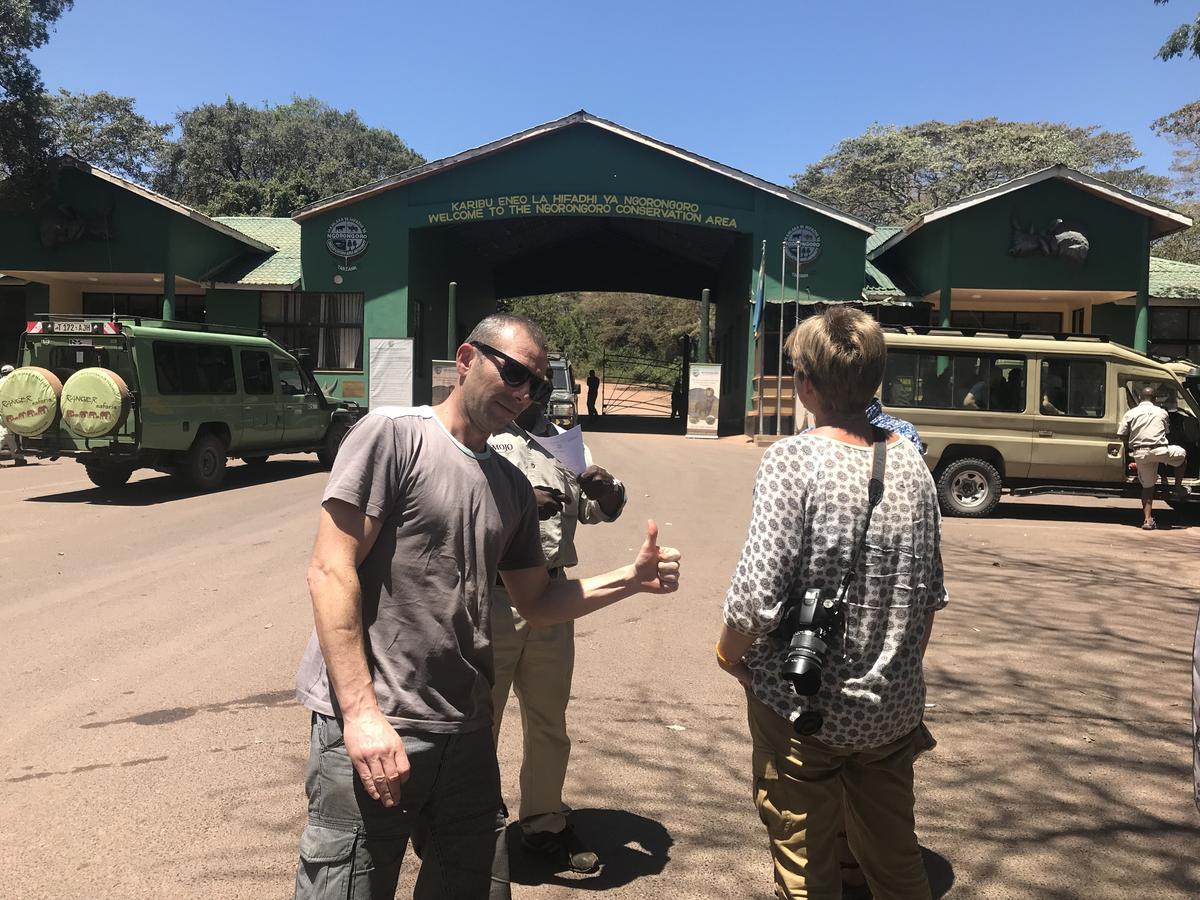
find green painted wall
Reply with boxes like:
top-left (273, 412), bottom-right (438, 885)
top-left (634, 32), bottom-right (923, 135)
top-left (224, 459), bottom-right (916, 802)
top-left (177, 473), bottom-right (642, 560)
top-left (874, 178), bottom-right (1151, 295)
top-left (0, 168), bottom-right (253, 283)
top-left (1091, 302), bottom-right (1136, 345)
top-left (298, 121), bottom-right (869, 418)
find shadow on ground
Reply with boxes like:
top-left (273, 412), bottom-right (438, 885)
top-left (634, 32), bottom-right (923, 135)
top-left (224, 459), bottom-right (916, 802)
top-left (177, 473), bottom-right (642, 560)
top-left (24, 459), bottom-right (323, 506)
top-left (506, 808), bottom-right (672, 891)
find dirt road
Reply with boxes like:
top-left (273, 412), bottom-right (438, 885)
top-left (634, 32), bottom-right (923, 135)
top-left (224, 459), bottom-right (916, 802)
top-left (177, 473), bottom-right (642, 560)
top-left (1, 436), bottom-right (1197, 899)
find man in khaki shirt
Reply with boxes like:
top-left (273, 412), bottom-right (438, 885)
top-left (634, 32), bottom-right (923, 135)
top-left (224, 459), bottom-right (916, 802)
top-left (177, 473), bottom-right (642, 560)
top-left (1117, 386), bottom-right (1186, 529)
top-left (488, 403), bottom-right (625, 873)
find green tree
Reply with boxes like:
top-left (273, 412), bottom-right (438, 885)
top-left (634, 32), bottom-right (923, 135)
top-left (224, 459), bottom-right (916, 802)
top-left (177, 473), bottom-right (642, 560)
top-left (793, 118), bottom-right (1169, 224)
top-left (1154, 1), bottom-right (1200, 60)
top-left (45, 89), bottom-right (170, 184)
top-left (0, 0), bottom-right (74, 206)
top-left (1151, 101), bottom-right (1200, 262)
top-left (155, 96), bottom-right (425, 216)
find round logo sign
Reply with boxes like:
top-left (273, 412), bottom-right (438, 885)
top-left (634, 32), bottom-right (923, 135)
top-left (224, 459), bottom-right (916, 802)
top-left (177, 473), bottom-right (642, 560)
top-left (326, 217), bottom-right (368, 265)
top-left (784, 224), bottom-right (822, 265)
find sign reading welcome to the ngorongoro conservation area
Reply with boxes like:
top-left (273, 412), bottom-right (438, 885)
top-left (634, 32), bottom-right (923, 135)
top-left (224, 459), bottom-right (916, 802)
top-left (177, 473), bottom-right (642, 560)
top-left (423, 194), bottom-right (741, 230)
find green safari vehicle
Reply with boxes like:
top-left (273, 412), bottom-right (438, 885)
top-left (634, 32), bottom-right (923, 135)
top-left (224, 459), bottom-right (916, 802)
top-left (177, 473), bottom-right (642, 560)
top-left (0, 315), bottom-right (363, 491)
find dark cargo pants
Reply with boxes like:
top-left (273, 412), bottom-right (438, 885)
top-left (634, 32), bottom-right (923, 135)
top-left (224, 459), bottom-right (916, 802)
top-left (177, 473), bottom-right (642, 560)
top-left (294, 713), bottom-right (510, 899)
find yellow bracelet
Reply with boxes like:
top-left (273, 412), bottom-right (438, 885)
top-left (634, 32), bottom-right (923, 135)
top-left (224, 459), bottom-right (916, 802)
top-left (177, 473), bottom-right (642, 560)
top-left (715, 642), bottom-right (734, 666)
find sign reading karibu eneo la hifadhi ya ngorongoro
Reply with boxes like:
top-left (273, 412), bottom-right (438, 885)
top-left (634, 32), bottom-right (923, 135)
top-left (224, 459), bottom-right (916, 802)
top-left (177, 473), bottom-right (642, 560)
top-left (784, 224), bottom-right (821, 265)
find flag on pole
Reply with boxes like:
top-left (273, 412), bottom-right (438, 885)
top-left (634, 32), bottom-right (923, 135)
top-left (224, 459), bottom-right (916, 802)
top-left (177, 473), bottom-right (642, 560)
top-left (751, 240), bottom-right (767, 337)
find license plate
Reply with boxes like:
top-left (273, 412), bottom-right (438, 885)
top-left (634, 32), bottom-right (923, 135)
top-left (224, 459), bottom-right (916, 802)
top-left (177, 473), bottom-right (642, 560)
top-left (67, 338), bottom-right (91, 347)
top-left (51, 322), bottom-right (92, 334)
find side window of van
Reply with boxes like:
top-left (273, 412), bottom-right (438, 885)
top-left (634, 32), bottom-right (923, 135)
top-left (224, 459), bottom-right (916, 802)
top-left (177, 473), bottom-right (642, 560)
top-left (278, 359), bottom-right (306, 396)
top-left (1040, 359), bottom-right (1105, 418)
top-left (153, 342), bottom-right (236, 394)
top-left (241, 350), bottom-right (274, 395)
top-left (883, 351), bottom-right (1026, 412)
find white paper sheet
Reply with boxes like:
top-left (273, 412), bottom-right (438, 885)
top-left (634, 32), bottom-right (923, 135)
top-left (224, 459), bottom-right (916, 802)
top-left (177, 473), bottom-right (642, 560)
top-left (532, 425), bottom-right (586, 475)
top-left (368, 338), bottom-right (414, 409)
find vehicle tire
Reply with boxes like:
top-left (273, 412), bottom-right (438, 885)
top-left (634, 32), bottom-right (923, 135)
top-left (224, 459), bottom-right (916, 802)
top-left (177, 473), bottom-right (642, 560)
top-left (317, 421), bottom-right (350, 470)
top-left (937, 457), bottom-right (1002, 518)
top-left (84, 462), bottom-right (134, 490)
top-left (181, 434), bottom-right (227, 491)
top-left (242, 455), bottom-right (270, 467)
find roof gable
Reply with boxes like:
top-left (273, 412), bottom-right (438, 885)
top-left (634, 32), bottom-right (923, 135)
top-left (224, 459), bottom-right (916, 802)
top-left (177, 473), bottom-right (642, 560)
top-left (291, 111), bottom-right (872, 233)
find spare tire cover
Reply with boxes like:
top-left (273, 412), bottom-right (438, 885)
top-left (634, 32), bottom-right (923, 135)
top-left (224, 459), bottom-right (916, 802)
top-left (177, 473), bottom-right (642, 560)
top-left (61, 368), bottom-right (132, 438)
top-left (0, 366), bottom-right (63, 436)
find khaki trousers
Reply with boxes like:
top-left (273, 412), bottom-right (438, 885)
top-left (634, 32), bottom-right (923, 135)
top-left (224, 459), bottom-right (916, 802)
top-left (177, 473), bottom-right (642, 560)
top-left (491, 582), bottom-right (574, 835)
top-left (746, 692), bottom-right (931, 900)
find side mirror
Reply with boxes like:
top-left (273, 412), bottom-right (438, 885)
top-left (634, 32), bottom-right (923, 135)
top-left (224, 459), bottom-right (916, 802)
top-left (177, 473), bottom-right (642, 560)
top-left (573, 384), bottom-right (581, 395)
top-left (295, 348), bottom-right (315, 374)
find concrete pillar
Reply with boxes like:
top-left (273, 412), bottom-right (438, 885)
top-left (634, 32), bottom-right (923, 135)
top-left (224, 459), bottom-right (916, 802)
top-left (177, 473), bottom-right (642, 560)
top-left (699, 288), bottom-right (710, 363)
top-left (162, 224), bottom-right (176, 321)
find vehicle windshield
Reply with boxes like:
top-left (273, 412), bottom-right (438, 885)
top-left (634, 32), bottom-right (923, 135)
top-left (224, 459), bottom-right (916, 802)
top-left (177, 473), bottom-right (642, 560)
top-left (550, 364), bottom-right (572, 392)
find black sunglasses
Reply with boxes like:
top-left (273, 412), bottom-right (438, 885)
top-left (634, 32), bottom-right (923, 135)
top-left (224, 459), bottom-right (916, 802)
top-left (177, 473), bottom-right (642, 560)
top-left (469, 341), bottom-right (553, 404)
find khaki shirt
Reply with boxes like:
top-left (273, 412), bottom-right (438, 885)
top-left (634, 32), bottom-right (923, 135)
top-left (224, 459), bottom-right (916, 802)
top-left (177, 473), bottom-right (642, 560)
top-left (488, 413), bottom-right (625, 569)
top-left (1118, 400), bottom-right (1170, 451)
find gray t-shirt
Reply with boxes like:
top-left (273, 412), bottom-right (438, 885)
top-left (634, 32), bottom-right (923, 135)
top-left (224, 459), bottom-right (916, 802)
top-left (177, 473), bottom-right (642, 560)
top-left (295, 406), bottom-right (545, 733)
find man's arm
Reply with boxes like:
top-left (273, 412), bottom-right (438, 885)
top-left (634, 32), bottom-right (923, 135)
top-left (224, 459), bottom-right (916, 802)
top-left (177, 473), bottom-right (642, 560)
top-left (308, 499), bottom-right (409, 808)
top-left (577, 463), bottom-right (625, 522)
top-left (500, 519), bottom-right (679, 627)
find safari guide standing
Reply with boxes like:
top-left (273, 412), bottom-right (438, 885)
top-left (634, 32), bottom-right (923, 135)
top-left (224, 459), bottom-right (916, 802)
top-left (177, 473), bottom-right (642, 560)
top-left (291, 313), bottom-right (681, 899)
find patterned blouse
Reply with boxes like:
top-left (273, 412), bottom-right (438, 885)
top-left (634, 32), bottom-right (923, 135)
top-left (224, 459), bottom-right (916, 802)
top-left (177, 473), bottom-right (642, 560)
top-left (724, 433), bottom-right (948, 749)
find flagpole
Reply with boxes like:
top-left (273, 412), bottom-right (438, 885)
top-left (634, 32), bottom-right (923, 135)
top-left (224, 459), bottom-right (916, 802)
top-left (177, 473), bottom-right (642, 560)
top-left (755, 240), bottom-right (766, 438)
top-left (775, 241), bottom-right (786, 437)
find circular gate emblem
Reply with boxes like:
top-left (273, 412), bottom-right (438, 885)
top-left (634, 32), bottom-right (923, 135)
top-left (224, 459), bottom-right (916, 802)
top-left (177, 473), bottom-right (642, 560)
top-left (784, 224), bottom-right (822, 265)
top-left (326, 217), bottom-right (369, 265)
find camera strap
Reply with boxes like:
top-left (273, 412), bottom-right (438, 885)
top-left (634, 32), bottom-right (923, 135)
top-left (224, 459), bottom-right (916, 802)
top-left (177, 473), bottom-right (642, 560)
top-left (837, 429), bottom-right (888, 599)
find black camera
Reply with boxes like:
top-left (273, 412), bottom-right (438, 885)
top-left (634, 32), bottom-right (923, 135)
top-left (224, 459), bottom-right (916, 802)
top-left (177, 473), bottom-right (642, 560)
top-left (775, 587), bottom-right (845, 735)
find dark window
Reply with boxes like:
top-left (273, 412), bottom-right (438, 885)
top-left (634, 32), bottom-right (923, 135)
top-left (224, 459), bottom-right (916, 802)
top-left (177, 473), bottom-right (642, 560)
top-left (261, 292), bottom-right (363, 370)
top-left (277, 359), bottom-right (307, 396)
top-left (950, 310), bottom-right (1063, 333)
top-left (1149, 308), bottom-right (1200, 363)
top-left (1039, 359), bottom-right (1105, 418)
top-left (152, 342), bottom-right (236, 394)
top-left (83, 293), bottom-right (205, 323)
top-left (240, 350), bottom-right (274, 395)
top-left (882, 350), bottom-right (1027, 412)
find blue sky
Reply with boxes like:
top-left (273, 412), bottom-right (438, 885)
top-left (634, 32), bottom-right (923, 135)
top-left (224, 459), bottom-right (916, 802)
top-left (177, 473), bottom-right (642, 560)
top-left (29, 0), bottom-right (1200, 189)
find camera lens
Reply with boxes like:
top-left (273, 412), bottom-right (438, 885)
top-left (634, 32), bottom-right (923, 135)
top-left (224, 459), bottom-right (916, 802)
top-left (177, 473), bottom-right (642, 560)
top-left (793, 711), bottom-right (824, 735)
top-left (782, 631), bottom-right (828, 696)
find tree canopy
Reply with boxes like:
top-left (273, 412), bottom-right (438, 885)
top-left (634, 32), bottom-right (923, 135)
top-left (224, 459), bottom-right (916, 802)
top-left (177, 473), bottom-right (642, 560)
top-left (0, 0), bottom-right (74, 204)
top-left (792, 118), bottom-right (1169, 225)
top-left (1151, 100), bottom-right (1200, 262)
top-left (1154, 0), bottom-right (1200, 60)
top-left (45, 89), bottom-right (170, 184)
top-left (154, 97), bottom-right (425, 216)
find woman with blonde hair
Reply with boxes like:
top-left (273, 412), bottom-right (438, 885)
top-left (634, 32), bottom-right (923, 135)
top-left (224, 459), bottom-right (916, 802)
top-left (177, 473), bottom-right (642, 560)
top-left (716, 306), bottom-right (946, 900)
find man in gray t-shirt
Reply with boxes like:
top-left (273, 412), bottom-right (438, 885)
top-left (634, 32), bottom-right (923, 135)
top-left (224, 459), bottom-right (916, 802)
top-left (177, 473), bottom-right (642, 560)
top-left (293, 314), bottom-right (681, 900)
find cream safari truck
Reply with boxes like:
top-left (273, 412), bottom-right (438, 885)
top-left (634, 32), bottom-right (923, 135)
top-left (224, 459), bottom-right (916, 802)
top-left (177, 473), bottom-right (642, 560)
top-left (879, 328), bottom-right (1200, 517)
top-left (0, 316), bottom-right (363, 491)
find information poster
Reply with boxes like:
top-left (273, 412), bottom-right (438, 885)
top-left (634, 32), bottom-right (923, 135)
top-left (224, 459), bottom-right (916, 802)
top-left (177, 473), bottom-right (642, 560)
top-left (686, 364), bottom-right (721, 439)
top-left (368, 338), bottom-right (414, 409)
top-left (431, 359), bottom-right (458, 405)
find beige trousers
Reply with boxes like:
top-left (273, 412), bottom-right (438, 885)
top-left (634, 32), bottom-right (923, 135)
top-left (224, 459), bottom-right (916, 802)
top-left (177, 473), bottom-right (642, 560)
top-left (747, 692), bottom-right (932, 900)
top-left (491, 583), bottom-right (574, 835)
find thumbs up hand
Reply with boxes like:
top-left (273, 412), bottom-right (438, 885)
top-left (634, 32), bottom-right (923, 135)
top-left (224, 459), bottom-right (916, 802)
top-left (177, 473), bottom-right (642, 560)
top-left (632, 519), bottom-right (681, 593)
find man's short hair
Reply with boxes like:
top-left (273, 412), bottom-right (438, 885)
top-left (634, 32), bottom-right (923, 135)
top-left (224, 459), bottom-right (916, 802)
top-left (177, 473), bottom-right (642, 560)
top-left (1141, 386), bottom-right (1158, 402)
top-left (785, 306), bottom-right (886, 415)
top-left (465, 313), bottom-right (547, 353)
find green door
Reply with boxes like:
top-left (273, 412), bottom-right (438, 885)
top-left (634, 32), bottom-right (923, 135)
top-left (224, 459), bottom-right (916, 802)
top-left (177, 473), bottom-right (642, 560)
top-left (239, 349), bottom-right (282, 449)
top-left (277, 357), bottom-right (327, 446)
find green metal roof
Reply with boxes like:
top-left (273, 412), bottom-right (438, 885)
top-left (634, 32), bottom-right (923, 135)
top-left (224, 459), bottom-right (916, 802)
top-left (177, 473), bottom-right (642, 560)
top-left (1148, 255), bottom-right (1200, 300)
top-left (209, 217), bottom-right (301, 288)
top-left (865, 226), bottom-right (905, 297)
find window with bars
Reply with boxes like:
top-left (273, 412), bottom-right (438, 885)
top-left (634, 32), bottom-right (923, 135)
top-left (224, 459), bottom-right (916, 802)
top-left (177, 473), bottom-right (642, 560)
top-left (1148, 307), bottom-right (1200, 363)
top-left (260, 292), bottom-right (364, 371)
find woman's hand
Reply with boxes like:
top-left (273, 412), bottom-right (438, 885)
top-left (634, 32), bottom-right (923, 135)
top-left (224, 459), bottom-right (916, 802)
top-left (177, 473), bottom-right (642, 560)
top-left (716, 625), bottom-right (756, 687)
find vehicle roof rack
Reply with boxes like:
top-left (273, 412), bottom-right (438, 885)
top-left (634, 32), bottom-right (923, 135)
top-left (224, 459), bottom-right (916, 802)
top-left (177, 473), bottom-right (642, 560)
top-left (881, 324), bottom-right (1111, 343)
top-left (34, 313), bottom-right (271, 339)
